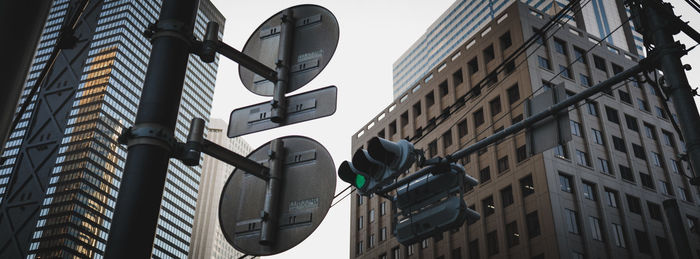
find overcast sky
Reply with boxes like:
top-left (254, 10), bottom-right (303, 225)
top-left (206, 0), bottom-right (700, 258)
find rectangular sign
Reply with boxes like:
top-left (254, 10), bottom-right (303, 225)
top-left (525, 84), bottom-right (572, 155)
top-left (228, 85), bottom-right (337, 138)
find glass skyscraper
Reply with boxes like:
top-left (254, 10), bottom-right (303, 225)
top-left (392, 0), bottom-right (644, 98)
top-left (0, 0), bottom-right (224, 258)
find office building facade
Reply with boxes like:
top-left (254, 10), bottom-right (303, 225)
top-left (352, 2), bottom-right (699, 258)
top-left (189, 118), bottom-right (250, 259)
top-left (392, 0), bottom-right (643, 98)
top-left (0, 0), bottom-right (225, 258)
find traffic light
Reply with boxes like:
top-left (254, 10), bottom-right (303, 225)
top-left (394, 163), bottom-right (480, 245)
top-left (338, 137), bottom-right (417, 195)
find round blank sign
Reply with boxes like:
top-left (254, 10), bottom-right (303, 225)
top-left (219, 135), bottom-right (336, 255)
top-left (238, 4), bottom-right (340, 96)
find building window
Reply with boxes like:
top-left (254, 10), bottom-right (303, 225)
top-left (480, 166), bottom-right (491, 183)
top-left (625, 114), bottom-right (638, 131)
top-left (428, 140), bottom-right (438, 158)
top-left (537, 56), bottom-right (551, 70)
top-left (357, 194), bottom-right (363, 206)
top-left (626, 194), bottom-right (642, 214)
top-left (501, 186), bottom-right (514, 208)
top-left (606, 106), bottom-right (620, 124)
top-left (517, 145), bottom-right (528, 162)
top-left (662, 130), bottom-right (675, 147)
top-left (587, 101), bottom-right (598, 116)
top-left (657, 236), bottom-right (672, 257)
top-left (439, 80), bottom-right (449, 97)
top-left (520, 175), bottom-right (535, 197)
top-left (369, 234), bottom-right (375, 248)
top-left (554, 38), bottom-right (566, 54)
top-left (500, 31), bottom-right (512, 50)
top-left (486, 230), bottom-right (499, 256)
top-left (457, 119), bottom-right (468, 138)
top-left (408, 244), bottom-right (414, 255)
top-left (632, 144), bottom-right (646, 160)
top-left (598, 158), bottom-right (610, 174)
top-left (453, 69), bottom-right (464, 87)
top-left (570, 120), bottom-right (581, 136)
top-left (643, 123), bottom-right (656, 139)
top-left (358, 216), bottom-right (363, 230)
top-left (605, 189), bottom-right (618, 208)
top-left (554, 144), bottom-right (569, 159)
top-left (575, 150), bottom-right (590, 166)
top-left (357, 240), bottom-right (363, 255)
top-left (620, 165), bottom-right (634, 182)
top-left (443, 129), bottom-right (453, 148)
top-left (526, 211), bottom-right (541, 238)
top-left (559, 65), bottom-right (572, 78)
top-left (612, 63), bottom-right (624, 74)
top-left (580, 73), bottom-right (591, 86)
top-left (413, 102), bottom-right (422, 117)
top-left (651, 152), bottom-right (662, 167)
top-left (619, 90), bottom-right (632, 104)
top-left (392, 247), bottom-right (400, 259)
top-left (671, 159), bottom-right (682, 174)
top-left (612, 136), bottom-right (627, 153)
top-left (381, 227), bottom-right (387, 241)
top-left (593, 55), bottom-right (606, 71)
top-left (639, 172), bottom-right (655, 189)
top-left (469, 239), bottom-right (480, 259)
top-left (591, 128), bottom-right (604, 144)
top-left (468, 57), bottom-right (479, 74)
top-left (612, 223), bottom-right (626, 247)
top-left (474, 108), bottom-right (484, 127)
top-left (483, 45), bottom-right (495, 63)
top-left (490, 96), bottom-right (501, 116)
top-left (678, 187), bottom-right (690, 201)
top-left (506, 221), bottom-right (520, 247)
top-left (647, 202), bottom-right (663, 221)
top-left (452, 247), bottom-right (462, 259)
top-left (565, 209), bottom-right (580, 234)
top-left (589, 216), bottom-right (603, 241)
top-left (574, 46), bottom-right (586, 63)
top-left (380, 202), bottom-right (386, 216)
top-left (370, 209), bottom-right (375, 222)
top-left (582, 182), bottom-right (596, 200)
top-left (635, 230), bottom-right (651, 254)
top-left (659, 180), bottom-right (672, 195)
top-left (560, 174), bottom-right (573, 193)
top-left (426, 91), bottom-right (435, 107)
top-left (507, 84), bottom-right (520, 104)
top-left (482, 196), bottom-right (495, 217)
top-left (497, 156), bottom-right (509, 173)
top-left (421, 239), bottom-right (428, 249)
top-left (655, 106), bottom-right (668, 119)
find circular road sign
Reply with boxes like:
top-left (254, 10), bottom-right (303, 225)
top-left (239, 4), bottom-right (339, 96)
top-left (219, 135), bottom-right (336, 256)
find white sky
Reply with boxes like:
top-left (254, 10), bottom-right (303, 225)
top-left (206, 0), bottom-right (700, 258)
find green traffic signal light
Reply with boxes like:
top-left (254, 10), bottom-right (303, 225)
top-left (355, 174), bottom-right (366, 188)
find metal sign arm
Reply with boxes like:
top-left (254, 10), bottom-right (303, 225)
top-left (270, 9), bottom-right (295, 122)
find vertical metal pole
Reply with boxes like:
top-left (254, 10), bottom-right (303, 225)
top-left (644, 2), bottom-right (697, 258)
top-left (645, 1), bottom-right (700, 181)
top-left (260, 139), bottom-right (285, 245)
top-left (104, 0), bottom-right (199, 257)
top-left (270, 9), bottom-right (294, 123)
top-left (662, 199), bottom-right (692, 259)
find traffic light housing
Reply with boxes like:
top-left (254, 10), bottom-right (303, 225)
top-left (338, 137), bottom-right (417, 195)
top-left (394, 163), bottom-right (480, 245)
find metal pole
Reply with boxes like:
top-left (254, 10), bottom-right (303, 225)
top-left (644, 1), bottom-right (700, 183)
top-left (260, 139), bottom-right (285, 245)
top-left (380, 64), bottom-right (644, 192)
top-left (662, 199), bottom-right (692, 259)
top-left (270, 9), bottom-right (295, 123)
top-left (104, 0), bottom-right (200, 257)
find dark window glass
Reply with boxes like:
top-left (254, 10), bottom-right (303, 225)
top-left (565, 209), bottom-right (580, 234)
top-left (639, 172), bottom-right (655, 189)
top-left (439, 81), bottom-right (449, 97)
top-left (468, 57), bottom-right (479, 74)
top-left (428, 140), bottom-right (438, 158)
top-left (484, 45), bottom-right (495, 63)
top-left (554, 38), bottom-right (566, 54)
top-left (486, 230), bottom-right (499, 256)
top-left (582, 182), bottom-right (596, 200)
top-left (520, 175), bottom-right (535, 197)
top-left (612, 63), bottom-right (624, 75)
top-left (560, 174), bottom-right (573, 193)
top-left (647, 202), bottom-right (663, 221)
top-left (635, 230), bottom-right (651, 254)
top-left (620, 165), bottom-right (634, 182)
top-left (657, 236), bottom-right (672, 257)
top-left (506, 221), bottom-right (520, 247)
top-left (619, 90), bottom-right (632, 104)
top-left (426, 91), bottom-right (435, 107)
top-left (507, 84), bottom-right (520, 104)
top-left (474, 108), bottom-right (484, 127)
top-left (500, 31), bottom-right (512, 50)
top-left (482, 196), bottom-right (495, 217)
top-left (574, 46), bottom-right (586, 63)
top-left (453, 69), bottom-right (463, 86)
top-left (490, 96), bottom-right (502, 116)
top-left (442, 129), bottom-right (453, 148)
top-left (632, 144), bottom-right (646, 160)
top-left (538, 56), bottom-right (551, 70)
top-left (498, 156), bottom-right (509, 173)
top-left (559, 65), bottom-right (571, 78)
top-left (517, 145), bottom-right (528, 162)
top-left (606, 106), bottom-right (620, 124)
top-left (580, 73), bottom-right (591, 86)
top-left (626, 194), bottom-right (641, 214)
top-left (501, 186), bottom-right (514, 208)
top-left (469, 239), bottom-right (480, 259)
top-left (413, 102), bottom-right (422, 117)
top-left (593, 55), bottom-right (606, 71)
top-left (612, 136), bottom-right (627, 153)
top-left (458, 119), bottom-right (468, 138)
top-left (504, 60), bottom-right (515, 74)
top-left (625, 114), bottom-right (639, 132)
top-left (587, 101), bottom-right (598, 116)
top-left (526, 211), bottom-right (541, 238)
top-left (480, 166), bottom-right (491, 183)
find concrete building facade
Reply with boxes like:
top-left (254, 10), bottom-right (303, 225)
top-left (189, 118), bottom-right (251, 259)
top-left (351, 2), bottom-right (700, 259)
top-left (392, 0), bottom-right (644, 98)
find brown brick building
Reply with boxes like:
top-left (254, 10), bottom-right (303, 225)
top-left (348, 2), bottom-right (700, 259)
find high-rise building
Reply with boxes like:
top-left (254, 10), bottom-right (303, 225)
top-left (189, 118), bottom-right (251, 259)
top-left (0, 0), bottom-right (225, 258)
top-left (351, 2), bottom-right (700, 258)
top-left (392, 0), bottom-right (643, 98)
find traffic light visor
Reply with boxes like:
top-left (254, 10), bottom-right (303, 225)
top-left (338, 161), bottom-right (366, 188)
